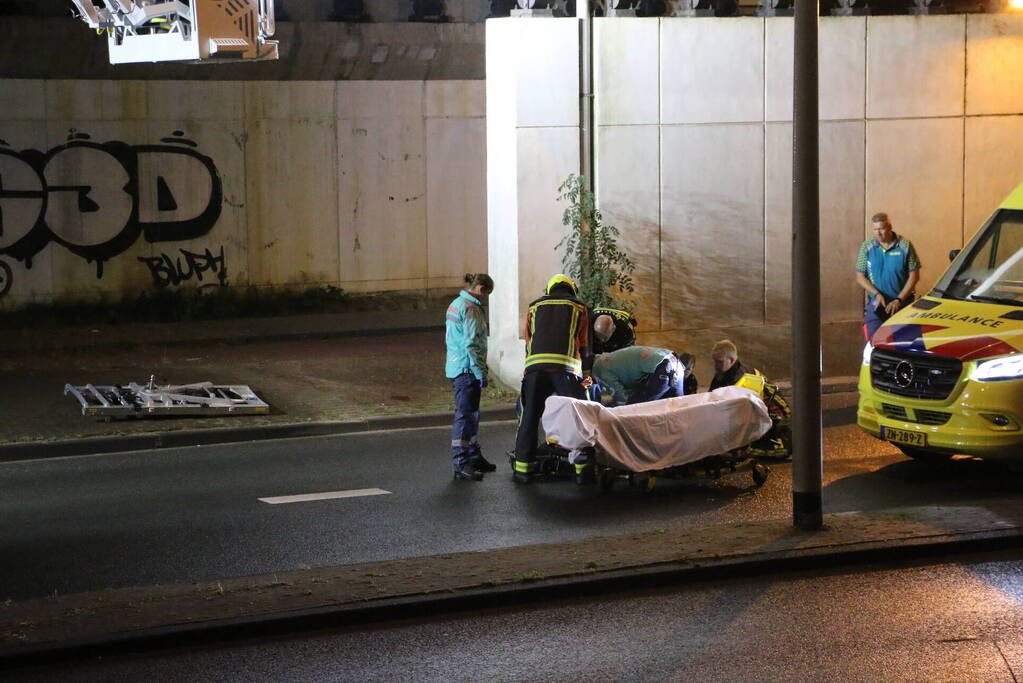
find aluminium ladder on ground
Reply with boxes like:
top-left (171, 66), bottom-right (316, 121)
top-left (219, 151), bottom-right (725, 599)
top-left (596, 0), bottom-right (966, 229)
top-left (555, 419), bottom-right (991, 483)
top-left (64, 377), bottom-right (270, 418)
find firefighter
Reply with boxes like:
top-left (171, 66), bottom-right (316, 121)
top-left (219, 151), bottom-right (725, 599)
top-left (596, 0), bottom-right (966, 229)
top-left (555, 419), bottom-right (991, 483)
top-left (590, 307), bottom-right (637, 355)
top-left (512, 274), bottom-right (591, 484)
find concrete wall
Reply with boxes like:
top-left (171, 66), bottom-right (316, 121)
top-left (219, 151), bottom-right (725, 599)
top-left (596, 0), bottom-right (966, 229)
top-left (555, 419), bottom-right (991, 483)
top-left (0, 79), bottom-right (487, 306)
top-left (488, 14), bottom-right (1023, 386)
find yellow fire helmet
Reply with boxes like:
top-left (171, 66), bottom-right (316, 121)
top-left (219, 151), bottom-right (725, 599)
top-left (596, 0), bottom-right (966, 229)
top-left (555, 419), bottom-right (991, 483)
top-left (545, 273), bottom-right (578, 295)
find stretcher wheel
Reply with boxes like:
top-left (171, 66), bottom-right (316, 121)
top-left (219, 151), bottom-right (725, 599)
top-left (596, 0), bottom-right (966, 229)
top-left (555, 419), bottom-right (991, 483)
top-left (599, 467), bottom-right (615, 491)
top-left (752, 463), bottom-right (770, 487)
top-left (644, 475), bottom-right (657, 493)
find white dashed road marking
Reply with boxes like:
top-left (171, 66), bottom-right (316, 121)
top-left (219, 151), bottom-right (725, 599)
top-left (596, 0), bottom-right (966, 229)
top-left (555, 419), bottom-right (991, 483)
top-left (259, 488), bottom-right (391, 504)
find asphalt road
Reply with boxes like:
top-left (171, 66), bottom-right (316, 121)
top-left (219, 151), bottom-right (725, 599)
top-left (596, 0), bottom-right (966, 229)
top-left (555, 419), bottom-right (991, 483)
top-left (3, 419), bottom-right (1023, 602)
top-left (10, 547), bottom-right (1023, 681)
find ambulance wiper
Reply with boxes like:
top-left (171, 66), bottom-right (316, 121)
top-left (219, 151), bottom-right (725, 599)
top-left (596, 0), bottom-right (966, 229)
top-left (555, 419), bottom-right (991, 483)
top-left (967, 294), bottom-right (1021, 306)
top-left (932, 288), bottom-right (965, 301)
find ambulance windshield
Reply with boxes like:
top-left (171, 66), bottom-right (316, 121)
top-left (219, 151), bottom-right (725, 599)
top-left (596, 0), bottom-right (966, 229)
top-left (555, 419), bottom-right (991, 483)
top-left (941, 209), bottom-right (1023, 306)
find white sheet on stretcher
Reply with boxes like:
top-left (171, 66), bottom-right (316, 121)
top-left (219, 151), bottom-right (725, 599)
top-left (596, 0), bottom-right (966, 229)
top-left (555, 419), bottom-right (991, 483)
top-left (540, 386), bottom-right (773, 473)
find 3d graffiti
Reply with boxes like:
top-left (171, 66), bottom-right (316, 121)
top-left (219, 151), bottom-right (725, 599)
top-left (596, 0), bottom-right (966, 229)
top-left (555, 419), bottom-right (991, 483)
top-left (0, 130), bottom-right (224, 292)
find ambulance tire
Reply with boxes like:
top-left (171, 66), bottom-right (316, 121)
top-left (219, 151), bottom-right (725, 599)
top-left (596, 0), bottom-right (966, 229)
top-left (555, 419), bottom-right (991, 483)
top-left (897, 445), bottom-right (953, 464)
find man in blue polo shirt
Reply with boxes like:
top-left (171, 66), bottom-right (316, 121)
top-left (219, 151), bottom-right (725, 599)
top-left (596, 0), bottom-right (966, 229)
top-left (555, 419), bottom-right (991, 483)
top-left (855, 212), bottom-right (921, 341)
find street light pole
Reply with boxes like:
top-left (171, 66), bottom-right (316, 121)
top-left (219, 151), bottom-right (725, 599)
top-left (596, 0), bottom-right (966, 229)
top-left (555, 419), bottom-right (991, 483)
top-left (792, 0), bottom-right (824, 530)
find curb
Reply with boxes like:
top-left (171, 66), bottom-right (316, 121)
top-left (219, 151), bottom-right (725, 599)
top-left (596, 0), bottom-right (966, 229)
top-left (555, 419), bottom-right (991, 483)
top-left (3, 525), bottom-right (1021, 670)
top-left (0, 405), bottom-right (519, 463)
top-left (0, 403), bottom-right (862, 464)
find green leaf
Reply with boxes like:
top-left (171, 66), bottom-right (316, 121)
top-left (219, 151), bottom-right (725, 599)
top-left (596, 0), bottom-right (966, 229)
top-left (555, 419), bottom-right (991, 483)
top-left (554, 174), bottom-right (636, 310)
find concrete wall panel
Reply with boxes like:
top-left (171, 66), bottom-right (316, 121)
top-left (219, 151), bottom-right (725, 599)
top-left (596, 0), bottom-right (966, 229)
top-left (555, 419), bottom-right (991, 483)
top-left (660, 123), bottom-right (764, 329)
top-left (45, 80), bottom-right (147, 122)
top-left (485, 20), bottom-right (522, 383)
top-left (0, 120), bottom-right (52, 307)
top-left (766, 17), bottom-right (866, 122)
top-left (244, 82), bottom-right (336, 120)
top-left (338, 81), bottom-right (424, 120)
top-left (425, 80), bottom-right (485, 119)
top-left (596, 124), bottom-right (661, 329)
top-left (866, 117), bottom-right (963, 294)
top-left (247, 118), bottom-right (340, 286)
top-left (141, 119), bottom-right (248, 289)
top-left (966, 15), bottom-right (1023, 116)
top-left (426, 117), bottom-right (487, 283)
top-left (964, 115), bottom-right (1023, 242)
top-left (338, 116), bottom-right (426, 285)
top-left (594, 17), bottom-right (659, 126)
top-left (44, 120), bottom-right (153, 300)
top-left (516, 126), bottom-right (579, 320)
top-left (514, 19), bottom-right (579, 129)
top-left (146, 81), bottom-right (243, 121)
top-left (866, 16), bottom-right (965, 119)
top-left (660, 18), bottom-right (764, 125)
top-left (765, 121), bottom-right (865, 325)
top-left (0, 79), bottom-right (45, 122)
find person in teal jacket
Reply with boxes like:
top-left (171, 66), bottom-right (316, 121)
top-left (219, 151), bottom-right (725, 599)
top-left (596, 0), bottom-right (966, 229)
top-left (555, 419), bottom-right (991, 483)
top-left (445, 273), bottom-right (495, 481)
top-left (591, 346), bottom-right (685, 406)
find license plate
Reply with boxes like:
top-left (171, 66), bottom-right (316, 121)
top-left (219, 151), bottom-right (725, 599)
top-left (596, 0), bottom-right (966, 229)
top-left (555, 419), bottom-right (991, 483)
top-left (882, 426), bottom-right (927, 448)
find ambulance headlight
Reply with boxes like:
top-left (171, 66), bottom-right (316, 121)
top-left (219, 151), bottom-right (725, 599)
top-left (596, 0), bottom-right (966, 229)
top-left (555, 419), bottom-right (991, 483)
top-left (973, 354), bottom-right (1023, 382)
top-left (862, 343), bottom-right (873, 366)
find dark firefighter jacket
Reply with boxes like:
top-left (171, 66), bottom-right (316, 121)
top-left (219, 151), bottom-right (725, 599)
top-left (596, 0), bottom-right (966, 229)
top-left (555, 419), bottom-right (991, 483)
top-left (523, 293), bottom-right (590, 376)
top-left (591, 307), bottom-right (638, 355)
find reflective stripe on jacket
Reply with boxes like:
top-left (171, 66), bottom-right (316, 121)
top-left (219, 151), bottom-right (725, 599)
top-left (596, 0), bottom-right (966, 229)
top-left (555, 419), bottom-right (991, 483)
top-left (523, 294), bottom-right (590, 375)
top-left (445, 290), bottom-right (488, 380)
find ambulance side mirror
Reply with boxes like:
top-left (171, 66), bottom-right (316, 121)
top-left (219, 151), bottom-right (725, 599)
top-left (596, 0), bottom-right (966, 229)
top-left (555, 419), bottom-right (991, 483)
top-left (949, 249), bottom-right (961, 262)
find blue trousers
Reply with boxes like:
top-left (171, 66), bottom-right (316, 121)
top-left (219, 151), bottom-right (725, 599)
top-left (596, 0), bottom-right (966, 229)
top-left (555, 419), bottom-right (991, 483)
top-left (628, 357), bottom-right (684, 404)
top-left (863, 298), bottom-right (890, 342)
top-left (451, 373), bottom-right (482, 469)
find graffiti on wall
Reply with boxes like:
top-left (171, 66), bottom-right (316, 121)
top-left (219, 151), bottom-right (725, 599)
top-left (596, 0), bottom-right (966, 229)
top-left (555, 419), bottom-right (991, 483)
top-left (0, 260), bottom-right (10, 297)
top-left (0, 130), bottom-right (223, 288)
top-left (139, 246), bottom-right (227, 288)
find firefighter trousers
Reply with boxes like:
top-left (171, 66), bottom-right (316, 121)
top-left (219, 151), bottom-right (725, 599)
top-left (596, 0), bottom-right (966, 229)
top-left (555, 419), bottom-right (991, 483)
top-left (514, 369), bottom-right (586, 462)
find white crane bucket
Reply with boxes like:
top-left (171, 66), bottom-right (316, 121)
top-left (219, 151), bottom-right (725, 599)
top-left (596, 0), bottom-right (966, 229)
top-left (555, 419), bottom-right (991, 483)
top-left (70, 0), bottom-right (279, 64)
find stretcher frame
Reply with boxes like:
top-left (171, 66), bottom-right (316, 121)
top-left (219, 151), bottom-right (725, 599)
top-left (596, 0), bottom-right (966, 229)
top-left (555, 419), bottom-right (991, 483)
top-left (65, 379), bottom-right (269, 418)
top-left (517, 444), bottom-right (770, 492)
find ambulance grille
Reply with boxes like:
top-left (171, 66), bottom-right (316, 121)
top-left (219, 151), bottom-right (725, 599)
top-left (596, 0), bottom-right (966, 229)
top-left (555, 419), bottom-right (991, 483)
top-left (915, 409), bottom-right (952, 425)
top-left (870, 348), bottom-right (962, 400)
top-left (881, 403), bottom-right (908, 420)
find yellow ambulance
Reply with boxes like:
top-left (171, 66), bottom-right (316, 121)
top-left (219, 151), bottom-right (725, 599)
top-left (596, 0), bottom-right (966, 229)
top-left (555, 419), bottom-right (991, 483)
top-left (857, 182), bottom-right (1023, 462)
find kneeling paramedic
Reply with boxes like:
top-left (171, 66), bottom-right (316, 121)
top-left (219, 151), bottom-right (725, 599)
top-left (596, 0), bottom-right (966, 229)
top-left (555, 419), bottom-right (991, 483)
top-left (513, 274), bottom-right (591, 484)
top-left (591, 346), bottom-right (686, 406)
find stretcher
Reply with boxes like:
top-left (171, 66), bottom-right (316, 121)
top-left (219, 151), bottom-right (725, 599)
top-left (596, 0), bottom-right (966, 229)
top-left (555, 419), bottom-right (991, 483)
top-left (65, 377), bottom-right (270, 418)
top-left (536, 385), bottom-right (776, 491)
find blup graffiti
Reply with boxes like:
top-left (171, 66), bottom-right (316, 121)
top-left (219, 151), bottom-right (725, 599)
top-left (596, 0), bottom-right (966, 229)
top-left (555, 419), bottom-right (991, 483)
top-left (139, 246), bottom-right (228, 288)
top-left (0, 130), bottom-right (223, 278)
